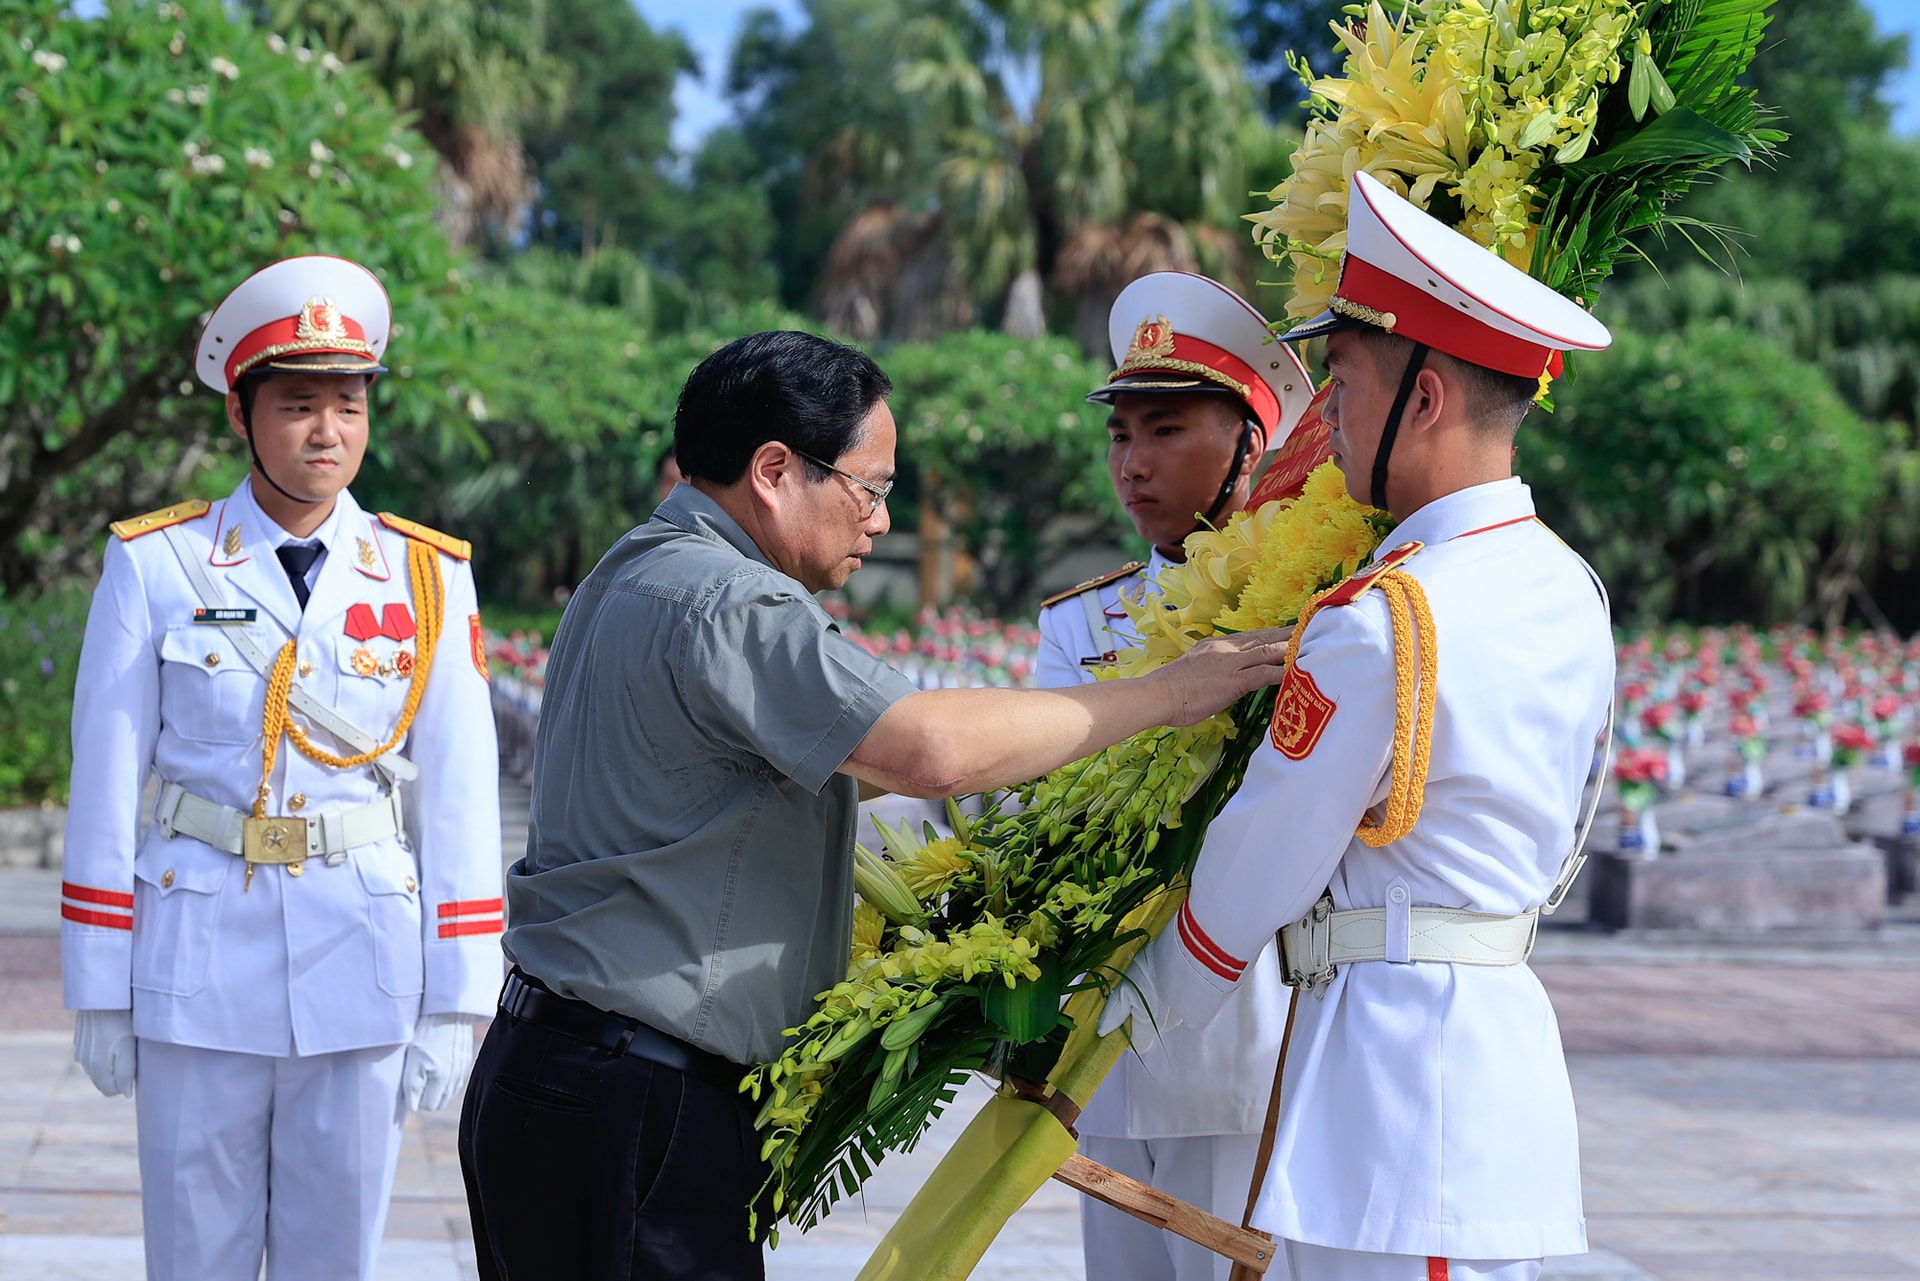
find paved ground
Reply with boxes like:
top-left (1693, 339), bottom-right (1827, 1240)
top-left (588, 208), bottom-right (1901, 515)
top-left (3, 778), bottom-right (1918, 1279)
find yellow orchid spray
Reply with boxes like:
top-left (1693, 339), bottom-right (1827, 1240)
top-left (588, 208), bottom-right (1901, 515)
top-left (1250, 0), bottom-right (1641, 319)
top-left (743, 464), bottom-right (1386, 1249)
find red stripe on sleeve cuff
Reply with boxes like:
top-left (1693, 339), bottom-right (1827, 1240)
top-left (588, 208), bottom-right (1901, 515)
top-left (437, 897), bottom-right (505, 919)
top-left (62, 882), bottom-right (135, 910)
top-left (438, 917), bottom-right (505, 938)
top-left (62, 903), bottom-right (133, 930)
top-left (1176, 900), bottom-right (1245, 982)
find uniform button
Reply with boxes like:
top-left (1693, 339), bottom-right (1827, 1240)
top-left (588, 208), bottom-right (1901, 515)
top-left (405, 876), bottom-right (417, 893)
top-left (161, 869), bottom-right (175, 889)
top-left (1388, 885), bottom-right (1408, 904)
top-left (287, 861), bottom-right (304, 878)
top-left (288, 793), bottom-right (307, 812)
top-left (203, 652), bottom-right (220, 667)
top-left (298, 658), bottom-right (315, 678)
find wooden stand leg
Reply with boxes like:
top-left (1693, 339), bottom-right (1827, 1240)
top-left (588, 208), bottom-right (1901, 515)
top-left (1051, 1154), bottom-right (1276, 1274)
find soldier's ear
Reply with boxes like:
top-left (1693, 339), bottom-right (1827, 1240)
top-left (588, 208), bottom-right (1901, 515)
top-left (225, 391), bottom-right (249, 441)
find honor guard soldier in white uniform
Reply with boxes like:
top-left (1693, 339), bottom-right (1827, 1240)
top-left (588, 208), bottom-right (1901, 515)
top-left (1040, 272), bottom-right (1314, 1281)
top-left (60, 255), bottom-right (504, 1281)
top-left (1099, 173), bottom-right (1616, 1281)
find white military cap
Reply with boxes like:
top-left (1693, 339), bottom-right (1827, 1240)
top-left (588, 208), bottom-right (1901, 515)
top-left (195, 254), bottom-right (391, 393)
top-left (1279, 171), bottom-right (1612, 379)
top-left (1088, 271), bottom-right (1315, 441)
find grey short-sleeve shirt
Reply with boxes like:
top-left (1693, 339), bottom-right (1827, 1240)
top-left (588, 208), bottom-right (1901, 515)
top-left (502, 486), bottom-right (918, 1065)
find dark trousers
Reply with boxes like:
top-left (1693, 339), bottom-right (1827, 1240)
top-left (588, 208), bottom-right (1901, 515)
top-left (458, 1011), bottom-right (768, 1280)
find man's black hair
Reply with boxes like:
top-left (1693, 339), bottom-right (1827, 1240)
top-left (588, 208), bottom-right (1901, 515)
top-left (1355, 329), bottom-right (1537, 438)
top-left (672, 331), bottom-right (894, 486)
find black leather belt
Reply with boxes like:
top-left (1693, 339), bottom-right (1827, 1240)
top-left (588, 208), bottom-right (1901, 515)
top-left (498, 970), bottom-right (744, 1092)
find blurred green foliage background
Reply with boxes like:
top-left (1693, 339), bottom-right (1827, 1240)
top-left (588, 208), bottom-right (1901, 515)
top-left (4, 0), bottom-right (1920, 804)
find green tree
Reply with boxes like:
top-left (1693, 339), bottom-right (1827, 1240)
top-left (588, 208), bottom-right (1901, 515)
top-left (522, 0), bottom-right (694, 254)
top-left (350, 286), bottom-right (808, 603)
top-left (728, 0), bottom-right (931, 312)
top-left (0, 0), bottom-right (474, 593)
top-left (883, 331), bottom-right (1124, 610)
top-left (1231, 0), bottom-right (1348, 121)
top-left (256, 0), bottom-right (566, 246)
top-left (1639, 0), bottom-right (1912, 283)
top-left (1531, 322), bottom-right (1885, 626)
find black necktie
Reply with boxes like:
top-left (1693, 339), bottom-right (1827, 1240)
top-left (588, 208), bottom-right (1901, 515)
top-left (275, 543), bottom-right (323, 611)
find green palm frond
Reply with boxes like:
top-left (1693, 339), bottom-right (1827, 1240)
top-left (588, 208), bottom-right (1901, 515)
top-left (1528, 0), bottom-right (1780, 307)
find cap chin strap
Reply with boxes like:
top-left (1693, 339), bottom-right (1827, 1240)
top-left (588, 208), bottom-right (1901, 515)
top-left (1194, 418), bottom-right (1257, 534)
top-left (239, 399), bottom-right (323, 508)
top-left (1369, 343), bottom-right (1429, 512)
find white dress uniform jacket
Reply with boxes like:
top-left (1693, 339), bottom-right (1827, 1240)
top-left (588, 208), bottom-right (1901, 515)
top-left (1155, 478), bottom-right (1612, 1260)
top-left (1037, 551), bottom-right (1291, 1141)
top-left (61, 478), bottom-right (503, 1053)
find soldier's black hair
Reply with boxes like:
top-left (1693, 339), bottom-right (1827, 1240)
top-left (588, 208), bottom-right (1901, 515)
top-left (672, 331), bottom-right (894, 486)
top-left (1353, 329), bottom-right (1537, 438)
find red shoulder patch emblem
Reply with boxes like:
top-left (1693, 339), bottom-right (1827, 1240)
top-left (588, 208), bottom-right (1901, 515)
top-left (1317, 541), bottom-right (1423, 609)
top-left (470, 613), bottom-right (489, 682)
top-left (1270, 663), bottom-right (1336, 760)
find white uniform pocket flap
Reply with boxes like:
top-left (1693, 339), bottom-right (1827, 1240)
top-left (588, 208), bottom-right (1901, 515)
top-left (134, 855), bottom-right (230, 898)
top-left (353, 852), bottom-right (418, 898)
top-left (159, 623), bottom-right (252, 678)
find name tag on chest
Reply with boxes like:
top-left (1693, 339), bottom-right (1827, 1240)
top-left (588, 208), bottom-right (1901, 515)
top-left (192, 607), bottom-right (257, 625)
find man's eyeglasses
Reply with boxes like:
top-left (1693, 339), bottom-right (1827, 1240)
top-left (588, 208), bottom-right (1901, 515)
top-left (795, 448), bottom-right (893, 516)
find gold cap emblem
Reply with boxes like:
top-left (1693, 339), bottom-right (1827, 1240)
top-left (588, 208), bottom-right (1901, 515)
top-left (294, 296), bottom-right (349, 343)
top-left (1124, 315), bottom-right (1177, 364)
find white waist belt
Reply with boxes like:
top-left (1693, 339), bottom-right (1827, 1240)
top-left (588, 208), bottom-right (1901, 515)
top-left (1278, 889), bottom-right (1538, 998)
top-left (154, 781), bottom-right (403, 867)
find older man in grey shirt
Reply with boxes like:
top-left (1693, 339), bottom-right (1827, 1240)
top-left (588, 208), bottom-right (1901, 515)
top-left (459, 331), bottom-right (1291, 1281)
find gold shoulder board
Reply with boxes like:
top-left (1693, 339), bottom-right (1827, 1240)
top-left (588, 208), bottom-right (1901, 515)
top-left (110, 499), bottom-right (210, 541)
top-left (1315, 542), bottom-right (1423, 609)
top-left (1041, 560), bottom-right (1146, 610)
top-left (377, 512), bottom-right (472, 561)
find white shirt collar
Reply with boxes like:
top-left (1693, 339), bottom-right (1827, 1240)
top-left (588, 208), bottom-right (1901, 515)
top-left (239, 475), bottom-right (348, 553)
top-left (1372, 477), bottom-right (1533, 560)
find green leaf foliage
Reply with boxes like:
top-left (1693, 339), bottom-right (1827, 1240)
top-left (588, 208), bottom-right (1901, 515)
top-left (352, 284), bottom-right (815, 604)
top-left (0, 588), bottom-right (89, 808)
top-left (1532, 320), bottom-right (1884, 624)
top-left (0, 0), bottom-right (472, 591)
top-left (882, 331), bottom-right (1127, 611)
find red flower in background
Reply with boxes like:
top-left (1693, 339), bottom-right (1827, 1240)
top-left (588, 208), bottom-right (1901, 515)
top-left (1615, 747), bottom-right (1669, 785)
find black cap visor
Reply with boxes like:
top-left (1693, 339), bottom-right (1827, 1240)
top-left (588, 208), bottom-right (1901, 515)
top-left (1086, 371), bottom-right (1251, 413)
top-left (1274, 307), bottom-right (1373, 345)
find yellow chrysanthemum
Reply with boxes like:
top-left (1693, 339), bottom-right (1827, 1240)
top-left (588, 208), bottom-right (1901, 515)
top-left (895, 836), bottom-right (974, 899)
top-left (850, 901), bottom-right (887, 966)
top-left (1217, 464), bottom-right (1384, 633)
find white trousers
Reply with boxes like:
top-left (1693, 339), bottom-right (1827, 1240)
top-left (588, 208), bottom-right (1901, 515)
top-left (134, 1038), bottom-right (408, 1281)
top-left (1285, 1242), bottom-right (1541, 1281)
top-left (1079, 1131), bottom-right (1282, 1281)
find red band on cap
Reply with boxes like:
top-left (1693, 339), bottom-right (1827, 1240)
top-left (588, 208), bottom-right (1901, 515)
top-left (1118, 334), bottom-right (1283, 433)
top-left (225, 313), bottom-right (375, 386)
top-left (1337, 257), bottom-right (1555, 379)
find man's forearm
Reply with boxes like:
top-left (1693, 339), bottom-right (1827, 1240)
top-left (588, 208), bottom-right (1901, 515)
top-left (844, 680), bottom-right (1178, 799)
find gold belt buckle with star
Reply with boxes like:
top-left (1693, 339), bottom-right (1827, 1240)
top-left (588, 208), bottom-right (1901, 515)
top-left (242, 815), bottom-right (310, 887)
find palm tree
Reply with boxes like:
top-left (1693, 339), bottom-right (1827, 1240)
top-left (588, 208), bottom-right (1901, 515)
top-left (257, 0), bottom-right (565, 246)
top-left (895, 0), bottom-right (1131, 334)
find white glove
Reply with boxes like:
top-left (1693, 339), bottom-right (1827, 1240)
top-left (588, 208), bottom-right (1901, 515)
top-left (73, 1008), bottom-right (137, 1098)
top-left (1096, 937), bottom-right (1182, 1043)
top-left (402, 1013), bottom-right (476, 1112)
